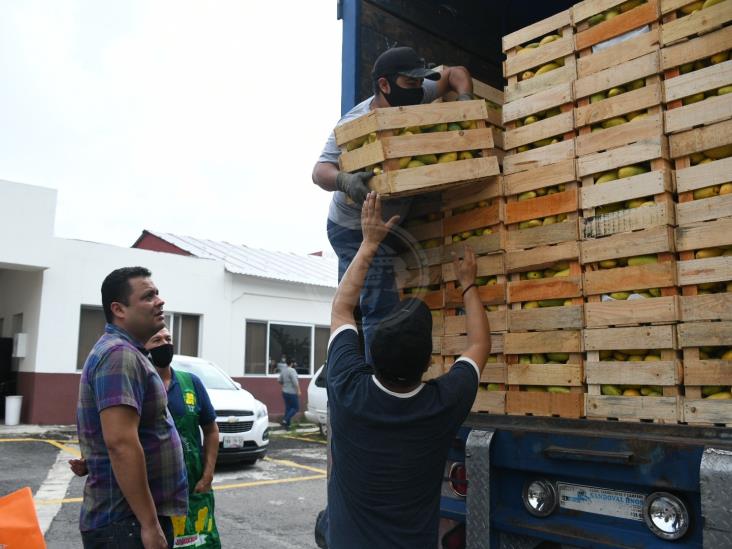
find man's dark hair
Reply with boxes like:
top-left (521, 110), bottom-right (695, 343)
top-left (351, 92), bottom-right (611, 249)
top-left (101, 267), bottom-right (152, 323)
top-left (370, 298), bottom-right (432, 385)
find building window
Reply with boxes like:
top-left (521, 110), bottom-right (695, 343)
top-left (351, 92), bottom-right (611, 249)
top-left (244, 322), bottom-right (329, 376)
top-left (77, 307), bottom-right (106, 370)
top-left (164, 313), bottom-right (200, 357)
top-left (245, 321), bottom-right (267, 375)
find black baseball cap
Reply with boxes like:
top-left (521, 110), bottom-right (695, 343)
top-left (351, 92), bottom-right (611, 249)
top-left (372, 47), bottom-right (441, 81)
top-left (370, 298), bottom-right (433, 384)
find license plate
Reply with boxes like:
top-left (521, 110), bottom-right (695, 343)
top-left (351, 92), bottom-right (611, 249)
top-left (558, 483), bottom-right (645, 521)
top-left (223, 435), bottom-right (245, 449)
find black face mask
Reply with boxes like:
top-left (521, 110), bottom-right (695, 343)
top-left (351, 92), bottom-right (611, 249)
top-left (383, 75), bottom-right (424, 107)
top-left (149, 343), bottom-right (174, 368)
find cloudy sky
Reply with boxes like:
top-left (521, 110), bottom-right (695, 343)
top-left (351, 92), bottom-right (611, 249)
top-left (1, 1), bottom-right (342, 254)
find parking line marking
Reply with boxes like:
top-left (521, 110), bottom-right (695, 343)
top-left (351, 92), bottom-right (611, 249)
top-left (34, 445), bottom-right (78, 532)
top-left (263, 457), bottom-right (327, 474)
top-left (44, 439), bottom-right (82, 458)
top-left (276, 434), bottom-right (328, 445)
top-left (213, 474), bottom-right (326, 492)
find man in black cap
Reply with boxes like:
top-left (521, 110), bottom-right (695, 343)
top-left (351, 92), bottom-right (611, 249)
top-left (317, 192), bottom-right (491, 548)
top-left (312, 46), bottom-right (473, 364)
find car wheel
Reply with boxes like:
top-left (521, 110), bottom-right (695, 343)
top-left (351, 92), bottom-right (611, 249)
top-left (319, 423), bottom-right (328, 438)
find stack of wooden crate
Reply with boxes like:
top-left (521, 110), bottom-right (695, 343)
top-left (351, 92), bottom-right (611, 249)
top-left (661, 0), bottom-right (732, 425)
top-left (500, 9), bottom-right (585, 418)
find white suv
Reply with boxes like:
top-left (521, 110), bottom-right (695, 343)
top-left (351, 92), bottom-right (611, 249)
top-left (305, 364), bottom-right (328, 436)
top-left (172, 355), bottom-right (269, 464)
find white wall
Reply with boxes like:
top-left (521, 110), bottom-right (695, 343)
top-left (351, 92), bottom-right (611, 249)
top-left (0, 180), bottom-right (55, 269)
top-left (0, 269), bottom-right (43, 372)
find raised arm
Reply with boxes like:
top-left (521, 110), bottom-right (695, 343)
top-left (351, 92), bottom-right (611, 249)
top-left (330, 192), bottom-right (399, 332)
top-left (453, 246), bottom-right (491, 372)
top-left (436, 65), bottom-right (474, 99)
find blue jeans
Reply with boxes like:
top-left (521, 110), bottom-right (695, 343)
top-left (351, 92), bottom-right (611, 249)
top-left (327, 219), bottom-right (400, 365)
top-left (282, 392), bottom-right (299, 427)
top-left (81, 515), bottom-right (173, 549)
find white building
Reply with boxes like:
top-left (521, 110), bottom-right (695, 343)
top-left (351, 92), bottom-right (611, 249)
top-left (0, 179), bottom-right (337, 424)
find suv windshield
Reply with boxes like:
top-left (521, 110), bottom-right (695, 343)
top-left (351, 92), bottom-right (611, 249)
top-left (172, 358), bottom-right (237, 390)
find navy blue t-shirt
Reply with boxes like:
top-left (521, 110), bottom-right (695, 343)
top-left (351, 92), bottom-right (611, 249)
top-left (167, 369), bottom-right (216, 455)
top-left (326, 324), bottom-right (479, 549)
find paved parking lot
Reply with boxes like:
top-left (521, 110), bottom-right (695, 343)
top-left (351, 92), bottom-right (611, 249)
top-left (0, 426), bottom-right (327, 548)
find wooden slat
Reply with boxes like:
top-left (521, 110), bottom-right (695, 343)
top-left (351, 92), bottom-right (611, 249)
top-left (334, 101), bottom-right (489, 145)
top-left (574, 52), bottom-right (660, 100)
top-left (675, 218), bottom-right (732, 251)
top-left (443, 310), bottom-right (508, 335)
top-left (677, 256), bottom-right (732, 286)
top-left (583, 262), bottom-right (676, 295)
top-left (584, 324), bottom-right (676, 351)
top-left (442, 333), bottom-right (506, 357)
top-left (504, 159), bottom-right (577, 195)
top-left (505, 35), bottom-right (575, 79)
top-left (508, 305), bottom-right (584, 331)
top-left (381, 128), bottom-right (494, 158)
top-left (507, 219), bottom-right (580, 251)
top-left (444, 284), bottom-right (506, 308)
top-left (575, 113), bottom-right (665, 157)
top-left (575, 0), bottom-right (660, 51)
top-left (586, 395), bottom-right (679, 421)
top-left (680, 292), bottom-right (732, 322)
top-left (508, 363), bottom-right (583, 386)
top-left (503, 9), bottom-right (572, 52)
top-left (582, 202), bottom-right (674, 239)
top-left (505, 111), bottom-right (574, 150)
top-left (506, 189), bottom-right (579, 224)
top-left (683, 400), bottom-right (732, 425)
top-left (676, 155), bottom-right (732, 193)
top-left (505, 63), bottom-right (578, 103)
top-left (573, 0), bottom-right (644, 26)
top-left (471, 390), bottom-right (506, 414)
top-left (684, 360), bottom-right (732, 386)
top-left (580, 169), bottom-right (671, 209)
top-left (677, 194), bottom-right (732, 226)
top-left (665, 94), bottom-right (732, 134)
top-left (664, 60), bottom-right (732, 102)
top-left (577, 138), bottom-right (666, 177)
top-left (507, 240), bottom-right (580, 271)
top-left (444, 203), bottom-right (502, 236)
top-left (660, 25), bottom-right (732, 70)
top-left (442, 232), bottom-right (504, 259)
top-left (586, 360), bottom-right (680, 385)
top-left (584, 295), bottom-right (679, 327)
top-left (502, 82), bottom-right (574, 124)
top-left (577, 27), bottom-right (660, 78)
top-left (442, 177), bottom-right (503, 209)
top-left (505, 330), bottom-right (582, 354)
top-left (338, 141), bottom-right (384, 173)
top-left (507, 392), bottom-right (584, 418)
top-left (678, 321), bottom-right (732, 348)
top-left (580, 225), bottom-right (674, 263)
top-left (442, 253), bottom-right (505, 282)
top-left (668, 116), bottom-right (732, 159)
top-left (369, 156), bottom-right (500, 198)
top-left (508, 277), bottom-right (583, 303)
top-left (504, 139), bottom-right (575, 175)
top-left (660, 0), bottom-right (732, 46)
top-left (575, 84), bottom-right (662, 128)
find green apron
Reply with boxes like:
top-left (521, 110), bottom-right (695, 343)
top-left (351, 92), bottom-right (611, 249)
top-left (170, 369), bottom-right (221, 548)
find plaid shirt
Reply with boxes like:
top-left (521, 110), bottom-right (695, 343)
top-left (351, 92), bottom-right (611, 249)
top-left (77, 323), bottom-right (188, 532)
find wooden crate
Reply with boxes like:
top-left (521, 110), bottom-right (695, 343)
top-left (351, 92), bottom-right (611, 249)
top-left (395, 263), bottom-right (444, 310)
top-left (435, 66), bottom-right (505, 130)
top-left (585, 325), bottom-right (681, 422)
top-left (423, 355), bottom-right (446, 381)
top-left (441, 178), bottom-right (505, 255)
top-left (675, 217), bottom-right (732, 302)
top-left (442, 253), bottom-right (506, 311)
top-left (504, 330), bottom-right (585, 418)
top-left (335, 100), bottom-right (500, 197)
top-left (573, 0), bottom-right (661, 56)
top-left (502, 9), bottom-right (577, 103)
top-left (577, 117), bottom-right (674, 238)
top-left (504, 159), bottom-right (580, 251)
top-left (660, 0), bottom-right (732, 47)
top-left (675, 156), bottom-right (732, 227)
top-left (678, 320), bottom-right (732, 425)
top-left (581, 223), bottom-right (676, 296)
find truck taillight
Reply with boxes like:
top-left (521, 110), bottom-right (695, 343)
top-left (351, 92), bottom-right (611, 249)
top-left (441, 521), bottom-right (465, 549)
top-left (449, 462), bottom-right (468, 497)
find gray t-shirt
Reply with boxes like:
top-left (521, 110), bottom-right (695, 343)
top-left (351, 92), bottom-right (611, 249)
top-left (279, 366), bottom-right (299, 395)
top-left (319, 80), bottom-right (440, 229)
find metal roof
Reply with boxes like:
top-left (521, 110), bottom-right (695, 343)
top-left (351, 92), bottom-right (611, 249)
top-left (146, 231), bottom-right (338, 288)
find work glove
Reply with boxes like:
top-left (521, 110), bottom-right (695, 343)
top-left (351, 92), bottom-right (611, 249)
top-left (335, 171), bottom-right (372, 205)
top-left (456, 92), bottom-right (474, 101)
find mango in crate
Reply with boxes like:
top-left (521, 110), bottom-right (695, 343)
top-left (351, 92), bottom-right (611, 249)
top-left (620, 0), bottom-right (645, 11)
top-left (415, 153), bottom-right (438, 165)
top-left (438, 152), bottom-right (458, 163)
top-left (607, 86), bottom-right (625, 98)
top-left (535, 62), bottom-right (561, 76)
top-left (628, 78), bottom-right (645, 91)
top-left (627, 111), bottom-right (648, 121)
top-left (519, 355), bottom-right (532, 365)
top-left (696, 247), bottom-right (723, 259)
top-left (526, 271), bottom-right (543, 280)
top-left (721, 183), bottom-right (732, 195)
top-left (521, 70), bottom-right (535, 81)
top-left (618, 165), bottom-right (649, 178)
top-left (547, 353), bottom-right (569, 363)
top-left (599, 260), bottom-right (618, 269)
top-left (547, 386), bottom-right (571, 394)
top-left (523, 115), bottom-right (540, 125)
top-left (707, 392), bottom-right (732, 400)
top-left (693, 185), bottom-right (719, 199)
top-left (681, 1), bottom-right (704, 13)
top-left (683, 93), bottom-right (706, 105)
top-left (595, 171), bottom-right (618, 184)
top-left (610, 292), bottom-right (631, 300)
top-left (723, 349), bottom-right (732, 360)
top-left (538, 299), bottom-right (565, 307)
top-left (460, 120), bottom-right (478, 129)
top-left (518, 191), bottom-right (537, 201)
top-left (531, 354), bottom-right (546, 364)
top-left (702, 0), bottom-right (724, 9)
top-left (602, 117), bottom-right (627, 129)
top-left (486, 383), bottom-right (502, 392)
top-left (542, 216), bottom-right (557, 225)
top-left (623, 388), bottom-right (641, 396)
top-left (525, 386), bottom-right (547, 392)
top-left (601, 385), bottom-right (622, 396)
top-left (398, 157), bottom-right (412, 169)
top-left (458, 151), bottom-right (474, 160)
top-left (588, 13), bottom-right (606, 26)
top-left (590, 92), bottom-right (606, 103)
top-left (705, 144), bottom-right (732, 159)
top-left (719, 86), bottom-right (732, 95)
top-left (554, 269), bottom-right (570, 277)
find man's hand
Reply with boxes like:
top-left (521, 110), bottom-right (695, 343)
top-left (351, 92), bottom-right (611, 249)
top-left (141, 522), bottom-right (168, 549)
top-left (69, 458), bottom-right (88, 477)
top-left (335, 171), bottom-right (372, 205)
top-left (453, 245), bottom-right (477, 289)
top-left (361, 192), bottom-right (399, 247)
top-left (194, 475), bottom-right (213, 494)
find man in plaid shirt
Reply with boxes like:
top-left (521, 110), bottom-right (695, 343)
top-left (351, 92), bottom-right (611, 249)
top-left (76, 267), bottom-right (187, 549)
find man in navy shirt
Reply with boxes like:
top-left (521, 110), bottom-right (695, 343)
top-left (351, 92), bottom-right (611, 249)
top-left (321, 193), bottom-right (491, 548)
